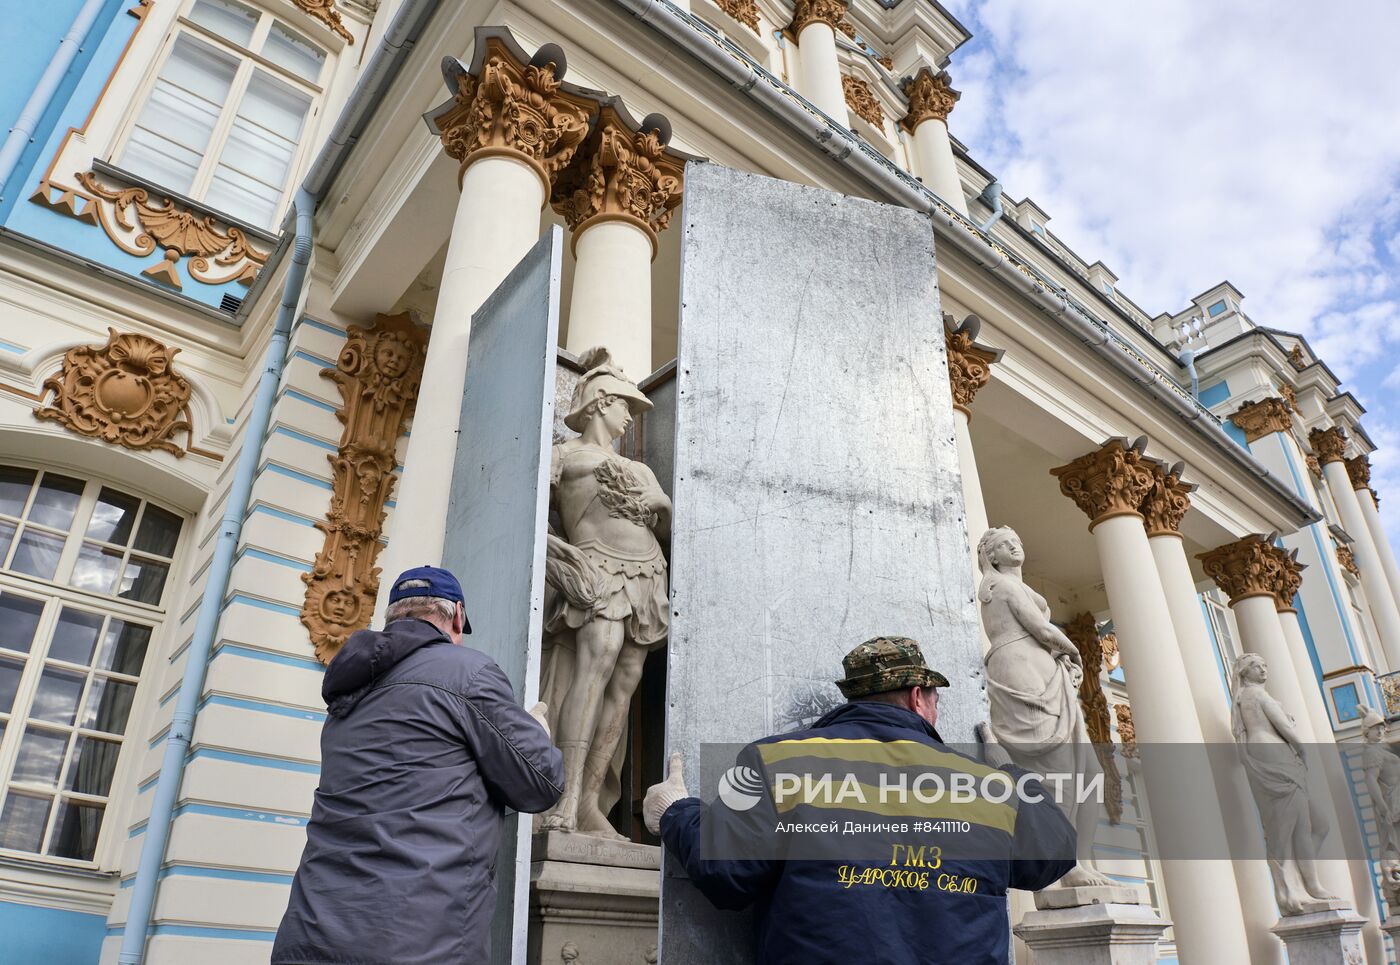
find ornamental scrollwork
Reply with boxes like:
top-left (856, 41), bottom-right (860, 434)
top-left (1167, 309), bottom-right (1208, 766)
top-left (715, 0), bottom-right (759, 32)
top-left (900, 67), bottom-right (960, 131)
top-left (1140, 459), bottom-right (1193, 537)
top-left (1197, 534), bottom-right (1287, 604)
top-left (292, 0), bottom-right (354, 44)
top-left (942, 314), bottom-right (998, 416)
top-left (34, 328), bottom-right (192, 457)
top-left (1308, 426), bottom-right (1347, 465)
top-left (1229, 396), bottom-right (1292, 443)
top-left (791, 0), bottom-right (847, 33)
top-left (842, 75), bottom-right (885, 128)
top-left (1049, 439), bottom-right (1156, 527)
top-left (1064, 612), bottom-right (1123, 825)
top-left (301, 314), bottom-right (427, 662)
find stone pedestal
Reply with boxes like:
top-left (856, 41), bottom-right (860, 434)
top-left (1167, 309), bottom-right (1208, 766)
top-left (1013, 886), bottom-right (1168, 965)
top-left (528, 832), bottom-right (659, 965)
top-left (1269, 900), bottom-right (1366, 965)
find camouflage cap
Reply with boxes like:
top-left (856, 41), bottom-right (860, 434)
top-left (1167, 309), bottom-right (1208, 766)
top-left (835, 636), bottom-right (949, 698)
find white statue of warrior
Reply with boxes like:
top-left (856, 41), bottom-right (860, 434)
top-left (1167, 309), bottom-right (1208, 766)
top-left (977, 526), bottom-right (1115, 889)
top-left (1359, 705), bottom-right (1400, 864)
top-left (540, 347), bottom-right (670, 836)
top-left (1230, 652), bottom-right (1337, 914)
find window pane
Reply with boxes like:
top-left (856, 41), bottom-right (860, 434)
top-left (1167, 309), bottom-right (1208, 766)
top-left (47, 798), bottom-right (105, 861)
top-left (0, 519), bottom-right (15, 564)
top-left (86, 489), bottom-right (141, 545)
top-left (50, 609), bottom-right (104, 665)
top-left (119, 557), bottom-right (169, 605)
top-left (66, 736), bottom-right (121, 797)
top-left (11, 529), bottom-right (64, 580)
top-left (121, 35), bottom-right (238, 195)
top-left (0, 655), bottom-right (24, 714)
top-left (262, 23), bottom-right (325, 82)
top-left (29, 474), bottom-right (84, 530)
top-left (0, 792), bottom-right (51, 852)
top-left (31, 667), bottom-right (85, 725)
top-left (0, 594), bottom-right (44, 654)
top-left (82, 678), bottom-right (137, 735)
top-left (134, 505), bottom-right (182, 557)
top-left (0, 466), bottom-right (35, 517)
top-left (188, 0), bottom-right (258, 48)
top-left (70, 543), bottom-right (123, 595)
top-left (204, 72), bottom-right (309, 228)
top-left (98, 621), bottom-right (152, 677)
top-left (13, 727), bottom-right (68, 786)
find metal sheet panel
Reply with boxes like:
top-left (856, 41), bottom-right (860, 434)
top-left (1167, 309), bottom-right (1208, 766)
top-left (441, 226), bottom-right (563, 965)
top-left (660, 164), bottom-right (986, 963)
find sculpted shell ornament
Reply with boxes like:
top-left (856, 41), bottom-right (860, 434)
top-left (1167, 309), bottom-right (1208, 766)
top-left (35, 329), bottom-right (193, 457)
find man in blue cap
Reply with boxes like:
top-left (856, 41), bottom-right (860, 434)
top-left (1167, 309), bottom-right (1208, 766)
top-left (273, 566), bottom-right (563, 965)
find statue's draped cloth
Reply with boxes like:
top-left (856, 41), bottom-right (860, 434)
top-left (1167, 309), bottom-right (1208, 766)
top-left (985, 633), bottom-right (1097, 780)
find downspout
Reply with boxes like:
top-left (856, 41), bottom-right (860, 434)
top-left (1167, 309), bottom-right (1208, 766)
top-left (975, 180), bottom-right (1004, 233)
top-left (116, 189), bottom-right (314, 965)
top-left (0, 0), bottom-right (106, 203)
top-left (1178, 348), bottom-right (1200, 400)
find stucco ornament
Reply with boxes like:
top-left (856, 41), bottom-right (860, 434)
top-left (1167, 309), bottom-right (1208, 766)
top-left (1050, 437), bottom-right (1156, 528)
top-left (1229, 653), bottom-right (1338, 915)
top-left (35, 328), bottom-right (192, 456)
top-left (1279, 383), bottom-right (1299, 413)
top-left (551, 107), bottom-right (686, 253)
top-left (1346, 454), bottom-right (1371, 490)
top-left (1274, 548), bottom-right (1305, 611)
top-left (977, 526), bottom-right (1117, 889)
top-left (1197, 534), bottom-right (1283, 603)
top-left (715, 0), bottom-right (760, 31)
top-left (1336, 543), bottom-right (1361, 579)
top-left (431, 38), bottom-right (593, 191)
top-left (1230, 397), bottom-right (1293, 443)
top-left (301, 314), bottom-right (426, 662)
top-left (842, 75), bottom-right (885, 127)
top-left (1306, 453), bottom-right (1323, 479)
top-left (1289, 344), bottom-right (1308, 370)
top-left (942, 314), bottom-right (999, 417)
top-left (790, 0), bottom-right (847, 33)
top-left (1139, 459), bottom-right (1193, 537)
top-left (900, 67), bottom-right (960, 131)
top-left (292, 0), bottom-right (354, 43)
top-left (540, 347), bottom-right (671, 837)
top-left (1309, 425), bottom-right (1348, 465)
top-left (1064, 612), bottom-right (1123, 825)
top-left (1114, 703), bottom-right (1138, 759)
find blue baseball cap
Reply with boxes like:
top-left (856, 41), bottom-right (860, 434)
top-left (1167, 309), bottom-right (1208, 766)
top-left (388, 566), bottom-right (471, 632)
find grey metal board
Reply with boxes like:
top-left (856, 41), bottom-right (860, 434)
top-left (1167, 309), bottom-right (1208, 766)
top-left (442, 226), bottom-right (563, 965)
top-left (660, 164), bottom-right (986, 963)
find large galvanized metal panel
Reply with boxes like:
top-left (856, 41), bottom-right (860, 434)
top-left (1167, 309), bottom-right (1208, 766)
top-left (441, 227), bottom-right (563, 965)
top-left (660, 165), bottom-right (986, 963)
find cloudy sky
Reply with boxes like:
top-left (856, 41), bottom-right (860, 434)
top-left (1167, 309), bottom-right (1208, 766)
top-left (937, 0), bottom-right (1400, 546)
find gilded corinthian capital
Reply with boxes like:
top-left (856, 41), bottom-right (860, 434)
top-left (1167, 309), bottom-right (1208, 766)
top-left (943, 314), bottom-right (1000, 417)
top-left (791, 0), bottom-right (847, 33)
top-left (1196, 534), bottom-right (1286, 605)
top-left (900, 67), bottom-right (960, 131)
top-left (1274, 548), bottom-right (1305, 612)
top-left (426, 33), bottom-right (596, 193)
top-left (551, 105), bottom-right (687, 256)
top-left (1140, 460), bottom-right (1194, 537)
top-left (1230, 397), bottom-right (1293, 443)
top-left (1049, 438), bottom-right (1156, 529)
top-left (1309, 425), bottom-right (1348, 465)
top-left (1346, 454), bottom-right (1372, 490)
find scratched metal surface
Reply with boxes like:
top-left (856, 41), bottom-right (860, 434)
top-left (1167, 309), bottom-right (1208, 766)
top-left (659, 164), bottom-right (988, 963)
top-left (441, 227), bottom-right (562, 965)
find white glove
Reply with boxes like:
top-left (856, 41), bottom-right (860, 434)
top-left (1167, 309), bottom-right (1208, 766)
top-left (528, 702), bottom-right (551, 740)
top-left (644, 752), bottom-right (690, 835)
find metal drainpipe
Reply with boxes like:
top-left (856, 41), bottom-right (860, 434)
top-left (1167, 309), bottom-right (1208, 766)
top-left (116, 189), bottom-right (315, 964)
top-left (0, 0), bottom-right (106, 203)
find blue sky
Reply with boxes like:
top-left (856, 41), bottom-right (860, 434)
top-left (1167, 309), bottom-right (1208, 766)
top-left (936, 0), bottom-right (1400, 546)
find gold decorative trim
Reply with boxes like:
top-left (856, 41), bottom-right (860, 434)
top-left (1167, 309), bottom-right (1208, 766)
top-left (1140, 460), bottom-right (1193, 537)
top-left (842, 75), bottom-right (885, 128)
top-left (1050, 439), bottom-right (1155, 530)
top-left (1346, 454), bottom-right (1371, 491)
top-left (791, 0), bottom-right (847, 33)
top-left (302, 314), bottom-right (427, 663)
top-left (943, 315), bottom-right (997, 418)
top-left (1275, 547), bottom-right (1305, 612)
top-left (1113, 704), bottom-right (1137, 759)
top-left (34, 328), bottom-right (193, 457)
top-left (32, 172), bottom-right (270, 291)
top-left (1230, 396), bottom-right (1293, 443)
top-left (1279, 383), bottom-right (1299, 413)
top-left (1305, 453), bottom-right (1323, 479)
top-left (1064, 612), bottom-right (1122, 825)
top-left (1197, 534), bottom-right (1294, 606)
top-left (1336, 543), bottom-right (1360, 579)
top-left (715, 0), bottom-right (760, 32)
top-left (1288, 345), bottom-right (1307, 371)
top-left (900, 67), bottom-right (959, 132)
top-left (1321, 665), bottom-right (1374, 680)
top-left (292, 0), bottom-right (354, 44)
top-left (1309, 426), bottom-right (1347, 465)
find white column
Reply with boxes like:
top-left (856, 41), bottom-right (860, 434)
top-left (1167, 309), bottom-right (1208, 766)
top-left (912, 119), bottom-right (967, 215)
top-left (566, 218), bottom-right (654, 380)
top-left (385, 155), bottom-right (545, 577)
top-left (1147, 531), bottom-right (1282, 965)
top-left (953, 408), bottom-right (989, 563)
top-left (794, 19), bottom-right (846, 120)
top-left (1324, 457), bottom-right (1400, 665)
top-left (1357, 485), bottom-right (1400, 605)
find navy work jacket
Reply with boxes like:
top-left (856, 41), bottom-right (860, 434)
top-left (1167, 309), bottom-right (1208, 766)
top-left (660, 701), bottom-right (1077, 965)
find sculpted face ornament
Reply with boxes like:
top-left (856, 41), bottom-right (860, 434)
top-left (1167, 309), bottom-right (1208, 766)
top-left (35, 328), bottom-right (193, 456)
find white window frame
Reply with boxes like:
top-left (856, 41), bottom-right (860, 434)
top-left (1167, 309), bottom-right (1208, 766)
top-left (110, 0), bottom-right (327, 228)
top-left (0, 462), bottom-right (188, 872)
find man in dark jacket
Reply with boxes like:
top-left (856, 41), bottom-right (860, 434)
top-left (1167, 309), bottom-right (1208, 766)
top-left (644, 636), bottom-right (1078, 965)
top-left (273, 566), bottom-right (564, 965)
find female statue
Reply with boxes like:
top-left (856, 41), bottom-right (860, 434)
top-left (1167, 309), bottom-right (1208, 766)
top-left (540, 347), bottom-right (670, 837)
top-left (977, 526), bottom-right (1113, 889)
top-left (1360, 705), bottom-right (1400, 862)
top-left (1230, 653), bottom-right (1336, 913)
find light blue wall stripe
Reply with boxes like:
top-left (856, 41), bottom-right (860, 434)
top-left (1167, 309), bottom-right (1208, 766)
top-left (121, 865), bottom-right (295, 888)
top-left (223, 593), bottom-right (301, 617)
top-left (203, 693), bottom-right (325, 721)
top-left (0, 341), bottom-right (24, 354)
top-left (291, 349), bottom-right (335, 368)
top-left (105, 923), bottom-right (276, 941)
top-left (300, 318), bottom-right (347, 338)
top-left (251, 504), bottom-right (319, 528)
top-left (190, 747), bottom-right (320, 774)
top-left (273, 425), bottom-right (338, 452)
top-left (263, 463), bottom-right (332, 491)
top-left (240, 547), bottom-right (313, 572)
top-left (1198, 379), bottom-right (1231, 408)
top-left (129, 801), bottom-right (311, 837)
top-left (0, 901), bottom-right (106, 962)
top-left (216, 642), bottom-right (324, 672)
top-left (284, 388), bottom-right (338, 413)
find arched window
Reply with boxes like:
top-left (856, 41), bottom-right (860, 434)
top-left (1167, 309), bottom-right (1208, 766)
top-left (0, 465), bottom-right (183, 864)
top-left (117, 0), bottom-right (327, 229)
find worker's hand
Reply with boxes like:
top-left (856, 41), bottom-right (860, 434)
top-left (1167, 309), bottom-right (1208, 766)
top-left (643, 752), bottom-right (690, 835)
top-left (528, 702), bottom-right (550, 740)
